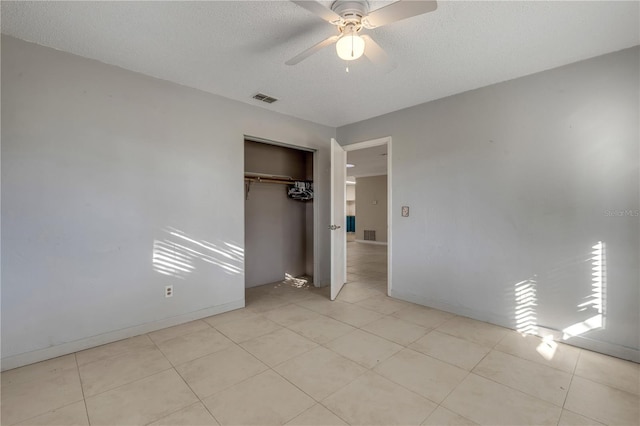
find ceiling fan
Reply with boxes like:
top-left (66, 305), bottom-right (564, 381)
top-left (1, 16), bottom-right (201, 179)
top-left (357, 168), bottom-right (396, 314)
top-left (286, 0), bottom-right (437, 66)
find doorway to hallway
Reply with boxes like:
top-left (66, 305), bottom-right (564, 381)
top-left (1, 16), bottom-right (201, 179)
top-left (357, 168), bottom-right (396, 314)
top-left (338, 242), bottom-right (388, 302)
top-left (341, 137), bottom-right (391, 298)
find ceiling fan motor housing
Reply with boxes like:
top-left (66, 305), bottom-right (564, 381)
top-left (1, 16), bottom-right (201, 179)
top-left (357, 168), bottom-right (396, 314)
top-left (331, 0), bottom-right (369, 23)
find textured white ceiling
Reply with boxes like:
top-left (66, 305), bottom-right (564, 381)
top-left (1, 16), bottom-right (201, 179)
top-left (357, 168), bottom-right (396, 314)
top-left (347, 144), bottom-right (388, 177)
top-left (2, 1), bottom-right (638, 127)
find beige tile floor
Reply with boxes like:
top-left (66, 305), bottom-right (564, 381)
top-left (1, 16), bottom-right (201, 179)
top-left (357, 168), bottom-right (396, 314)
top-left (2, 242), bottom-right (639, 425)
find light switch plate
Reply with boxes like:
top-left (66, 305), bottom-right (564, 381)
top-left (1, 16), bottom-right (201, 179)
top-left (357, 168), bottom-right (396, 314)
top-left (401, 206), bottom-right (409, 217)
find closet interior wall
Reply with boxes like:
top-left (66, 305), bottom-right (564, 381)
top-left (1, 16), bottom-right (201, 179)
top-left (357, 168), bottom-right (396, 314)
top-left (244, 140), bottom-right (313, 288)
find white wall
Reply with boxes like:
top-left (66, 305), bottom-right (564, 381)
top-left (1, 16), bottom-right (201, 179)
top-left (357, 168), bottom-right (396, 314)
top-left (355, 175), bottom-right (388, 243)
top-left (346, 184), bottom-right (356, 201)
top-left (338, 47), bottom-right (640, 361)
top-left (346, 184), bottom-right (356, 217)
top-left (1, 36), bottom-right (335, 369)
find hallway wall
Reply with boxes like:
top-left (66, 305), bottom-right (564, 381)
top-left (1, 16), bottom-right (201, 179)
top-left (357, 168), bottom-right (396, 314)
top-left (355, 176), bottom-right (388, 243)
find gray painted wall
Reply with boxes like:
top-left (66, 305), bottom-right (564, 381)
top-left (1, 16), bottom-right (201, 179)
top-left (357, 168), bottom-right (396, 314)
top-left (244, 141), bottom-right (313, 288)
top-left (355, 175), bottom-right (388, 243)
top-left (338, 47), bottom-right (640, 360)
top-left (1, 36), bottom-right (335, 368)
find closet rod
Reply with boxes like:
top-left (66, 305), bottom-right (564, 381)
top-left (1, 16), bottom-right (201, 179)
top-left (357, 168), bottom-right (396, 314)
top-left (244, 177), bottom-right (293, 185)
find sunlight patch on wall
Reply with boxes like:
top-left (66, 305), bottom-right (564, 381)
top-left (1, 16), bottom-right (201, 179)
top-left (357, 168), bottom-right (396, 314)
top-left (152, 239), bottom-right (196, 278)
top-left (152, 227), bottom-right (243, 278)
top-left (511, 242), bottom-right (608, 360)
top-left (515, 278), bottom-right (538, 335)
top-left (562, 241), bottom-right (606, 340)
top-left (562, 314), bottom-right (604, 340)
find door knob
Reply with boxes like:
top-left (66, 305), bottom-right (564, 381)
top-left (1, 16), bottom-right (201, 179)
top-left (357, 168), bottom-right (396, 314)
top-left (329, 225), bottom-right (341, 230)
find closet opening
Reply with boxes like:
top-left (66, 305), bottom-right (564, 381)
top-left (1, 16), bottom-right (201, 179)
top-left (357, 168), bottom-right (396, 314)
top-left (243, 138), bottom-right (320, 307)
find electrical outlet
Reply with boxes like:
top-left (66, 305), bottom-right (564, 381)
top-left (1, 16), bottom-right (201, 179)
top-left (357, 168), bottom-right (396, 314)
top-left (165, 285), bottom-right (173, 298)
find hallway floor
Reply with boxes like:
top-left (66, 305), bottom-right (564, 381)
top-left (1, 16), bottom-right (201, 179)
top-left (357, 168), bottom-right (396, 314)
top-left (2, 243), bottom-right (638, 425)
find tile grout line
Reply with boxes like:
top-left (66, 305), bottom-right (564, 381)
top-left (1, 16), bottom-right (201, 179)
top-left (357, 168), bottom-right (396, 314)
top-left (455, 332), bottom-right (571, 413)
top-left (491, 346), bottom-right (578, 377)
top-left (195, 341), bottom-right (321, 424)
top-left (82, 366), bottom-right (176, 400)
top-left (295, 303), bottom-right (456, 422)
top-left (7, 398), bottom-right (88, 426)
top-left (127, 296), bottom-right (547, 421)
top-left (429, 403), bottom-right (479, 426)
top-left (315, 400), bottom-right (353, 425)
top-left (211, 318), bottom-right (282, 346)
top-left (356, 312), bottom-right (430, 345)
top-left (169, 364), bottom-right (223, 426)
top-left (74, 352), bottom-right (92, 426)
top-left (78, 335), bottom-right (176, 400)
top-left (145, 319), bottom-right (216, 348)
top-left (267, 358), bottom-right (356, 425)
top-left (560, 349), bottom-right (582, 412)
top-left (179, 342), bottom-right (270, 402)
top-left (560, 348), bottom-right (640, 418)
top-left (366, 339), bottom-right (476, 419)
top-left (386, 317), bottom-right (515, 410)
top-left (167, 297), bottom-right (577, 426)
top-left (151, 326), bottom-right (245, 370)
top-left (238, 288), bottom-right (379, 424)
top-left (468, 369), bottom-right (566, 409)
top-left (74, 335), bottom-right (156, 368)
top-left (291, 299), bottom-right (388, 330)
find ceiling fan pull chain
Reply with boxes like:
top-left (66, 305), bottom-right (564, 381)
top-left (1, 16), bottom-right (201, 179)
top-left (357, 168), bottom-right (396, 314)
top-left (351, 32), bottom-right (355, 58)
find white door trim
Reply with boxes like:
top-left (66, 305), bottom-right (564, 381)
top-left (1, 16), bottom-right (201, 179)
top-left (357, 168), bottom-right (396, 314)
top-left (330, 138), bottom-right (347, 300)
top-left (342, 136), bottom-right (392, 296)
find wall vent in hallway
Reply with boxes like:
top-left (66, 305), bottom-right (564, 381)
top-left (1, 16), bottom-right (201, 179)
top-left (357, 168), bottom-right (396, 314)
top-left (364, 230), bottom-right (376, 241)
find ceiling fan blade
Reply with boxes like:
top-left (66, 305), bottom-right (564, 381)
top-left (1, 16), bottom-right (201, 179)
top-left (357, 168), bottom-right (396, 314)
top-left (364, 0), bottom-right (437, 28)
top-left (362, 35), bottom-right (396, 70)
top-left (285, 35), bottom-right (340, 65)
top-left (290, 1), bottom-right (342, 24)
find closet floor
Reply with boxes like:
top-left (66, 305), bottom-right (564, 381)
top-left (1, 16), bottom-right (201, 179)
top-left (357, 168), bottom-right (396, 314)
top-left (2, 243), bottom-right (638, 425)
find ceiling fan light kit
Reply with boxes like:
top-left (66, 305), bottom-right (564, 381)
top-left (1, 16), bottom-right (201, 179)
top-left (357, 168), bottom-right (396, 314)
top-left (287, 0), bottom-right (438, 66)
top-left (336, 25), bottom-right (365, 60)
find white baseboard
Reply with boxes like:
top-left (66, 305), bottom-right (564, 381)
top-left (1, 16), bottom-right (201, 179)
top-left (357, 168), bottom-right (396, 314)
top-left (1, 299), bottom-right (245, 371)
top-left (354, 239), bottom-right (388, 246)
top-left (389, 288), bottom-right (640, 363)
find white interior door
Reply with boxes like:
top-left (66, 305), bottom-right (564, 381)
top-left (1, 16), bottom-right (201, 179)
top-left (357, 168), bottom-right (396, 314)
top-left (330, 138), bottom-right (346, 300)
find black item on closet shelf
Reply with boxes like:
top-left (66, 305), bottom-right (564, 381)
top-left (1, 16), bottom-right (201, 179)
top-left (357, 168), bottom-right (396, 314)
top-left (288, 181), bottom-right (314, 201)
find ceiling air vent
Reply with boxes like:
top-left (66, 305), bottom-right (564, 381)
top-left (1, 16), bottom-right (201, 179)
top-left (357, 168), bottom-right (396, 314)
top-left (252, 93), bottom-right (278, 104)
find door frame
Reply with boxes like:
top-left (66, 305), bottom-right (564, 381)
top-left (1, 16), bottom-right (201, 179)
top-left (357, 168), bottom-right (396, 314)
top-left (342, 136), bottom-right (392, 295)
top-left (330, 138), bottom-right (347, 300)
top-left (243, 135), bottom-right (320, 287)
